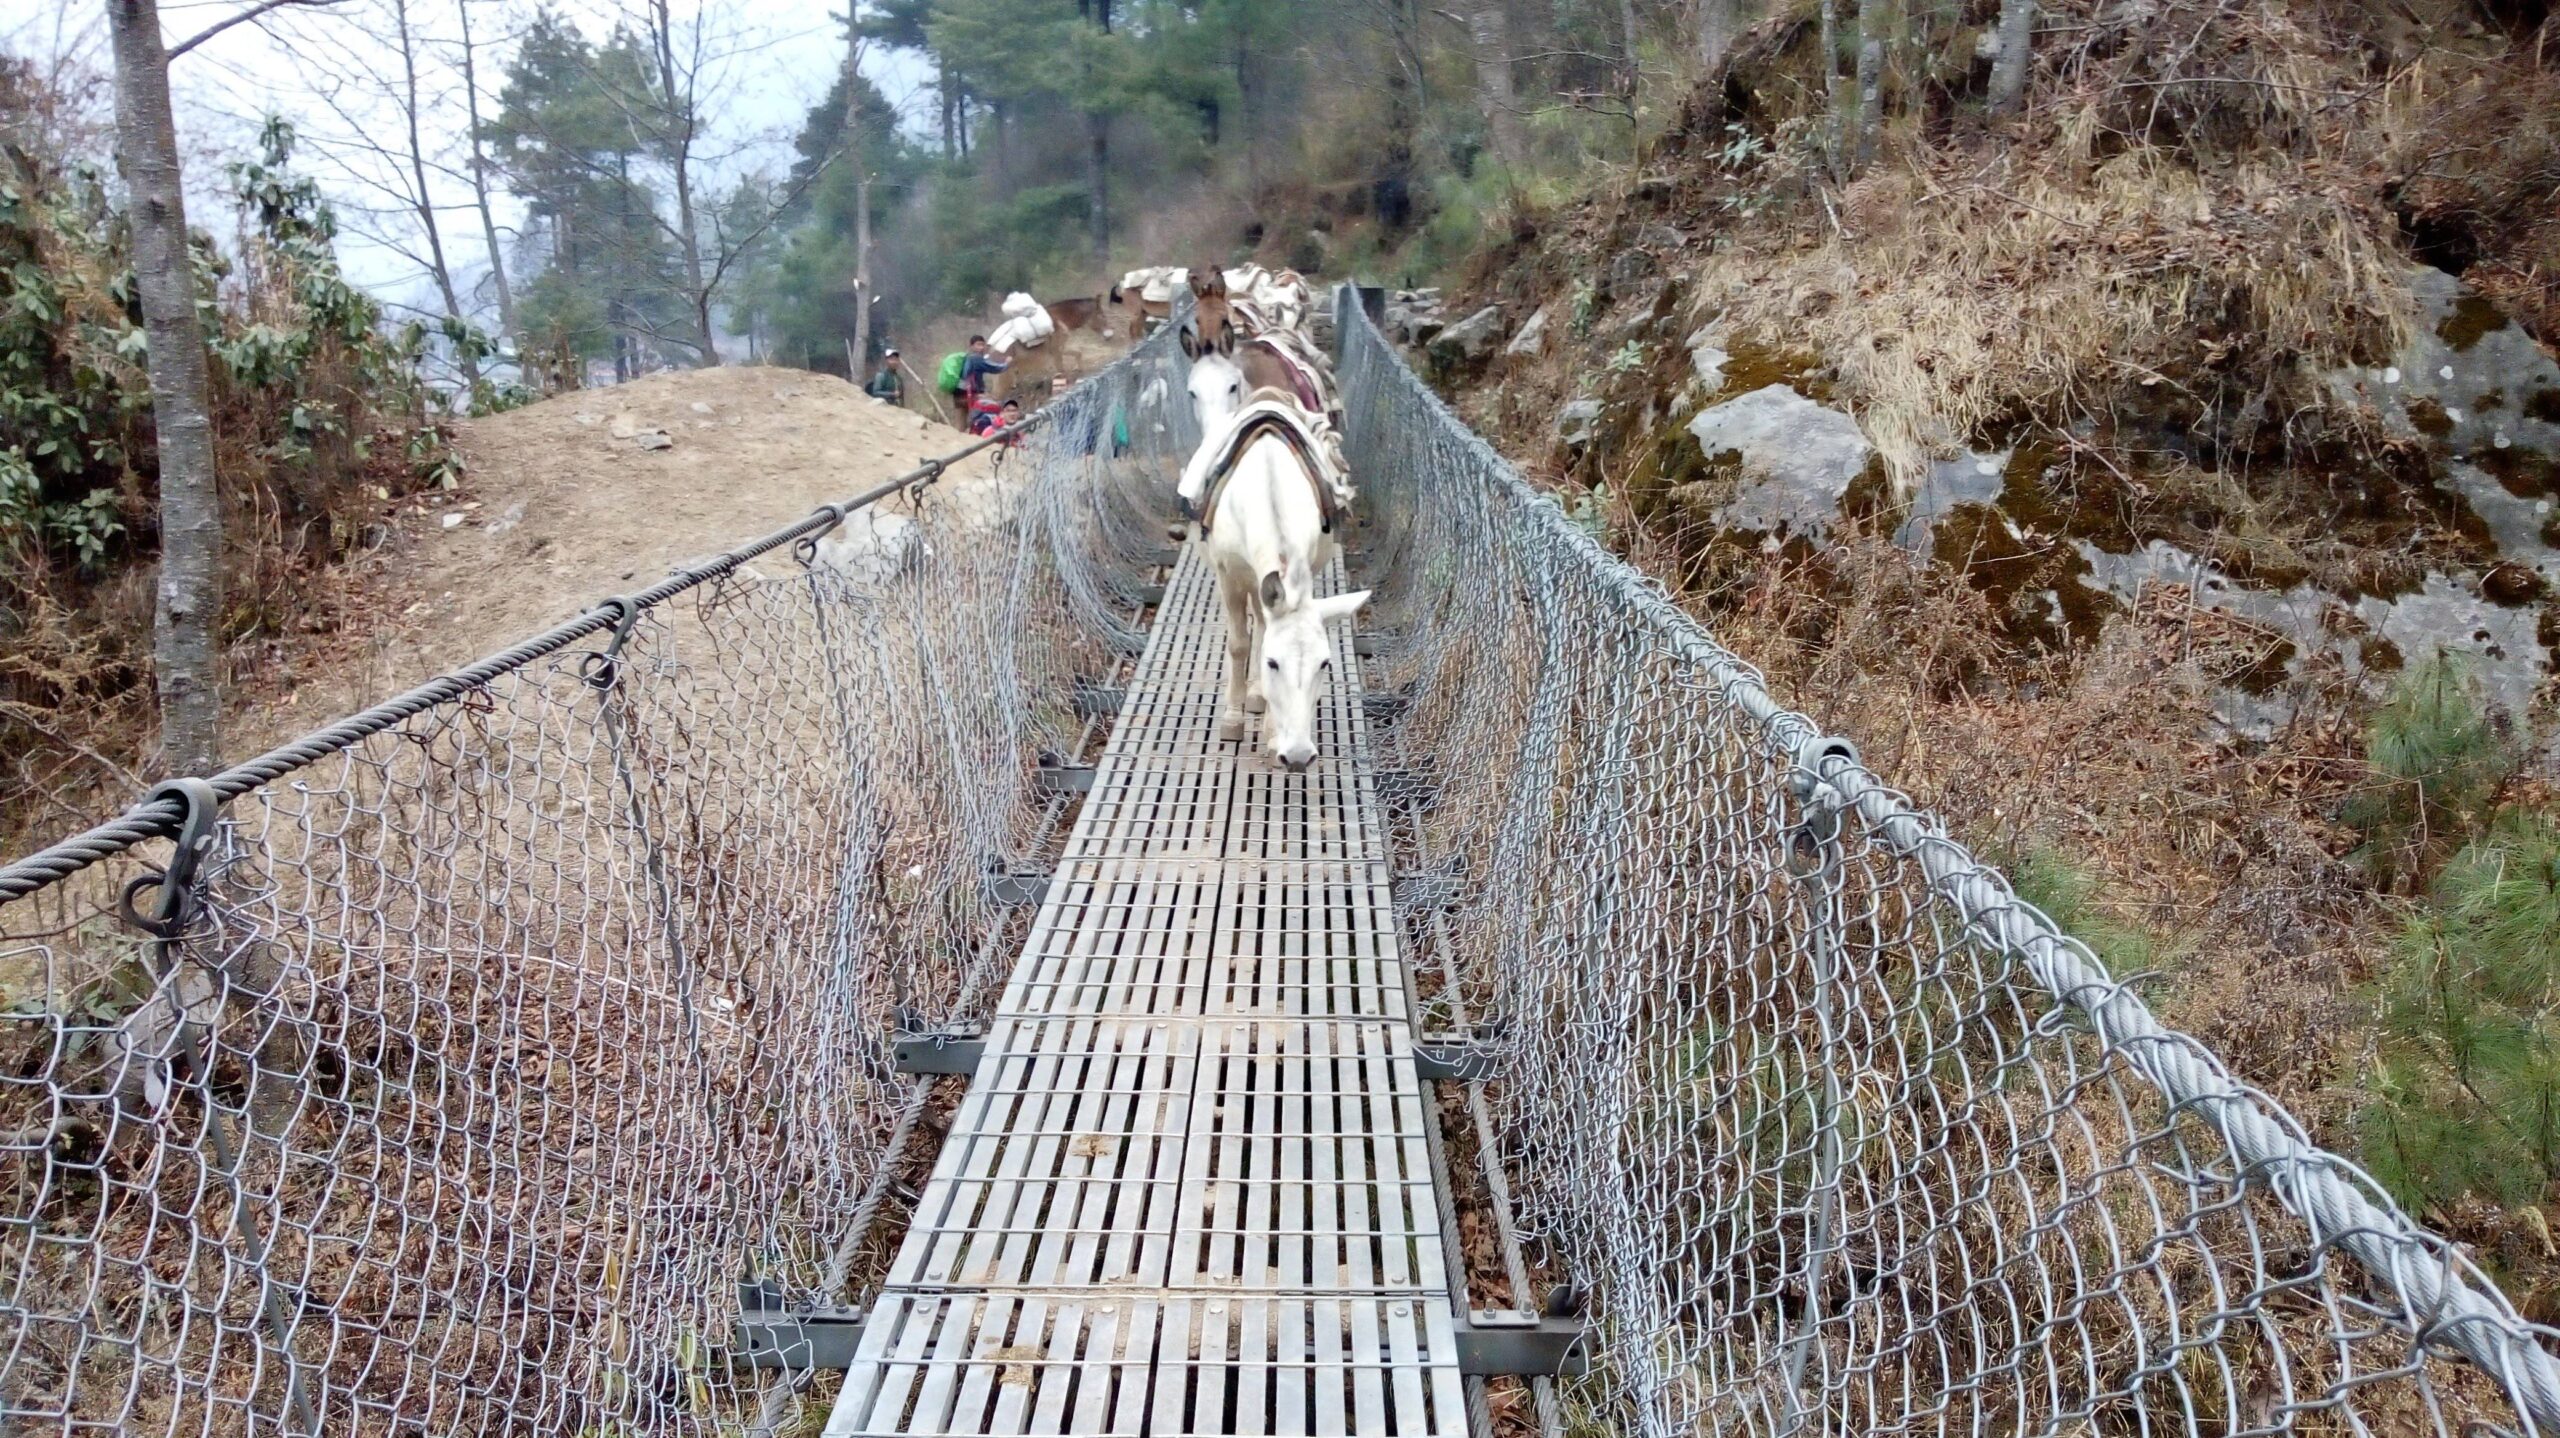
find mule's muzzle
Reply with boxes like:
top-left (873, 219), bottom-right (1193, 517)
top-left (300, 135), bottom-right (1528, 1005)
top-left (1277, 749), bottom-right (1316, 774)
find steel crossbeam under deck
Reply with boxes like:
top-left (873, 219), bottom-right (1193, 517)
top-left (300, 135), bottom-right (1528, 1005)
top-left (824, 546), bottom-right (1472, 1437)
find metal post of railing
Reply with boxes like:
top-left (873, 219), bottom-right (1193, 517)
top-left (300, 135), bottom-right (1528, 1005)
top-left (122, 779), bottom-right (322, 1438)
top-left (1776, 748), bottom-right (1854, 1436)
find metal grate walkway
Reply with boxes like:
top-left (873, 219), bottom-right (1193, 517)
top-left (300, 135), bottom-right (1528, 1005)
top-left (825, 543), bottom-right (1468, 1437)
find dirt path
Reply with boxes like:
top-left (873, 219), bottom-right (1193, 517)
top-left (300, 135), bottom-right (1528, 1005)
top-left (247, 365), bottom-right (1017, 741)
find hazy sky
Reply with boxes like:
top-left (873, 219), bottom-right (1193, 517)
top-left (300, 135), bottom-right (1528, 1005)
top-left (9, 0), bottom-right (927, 315)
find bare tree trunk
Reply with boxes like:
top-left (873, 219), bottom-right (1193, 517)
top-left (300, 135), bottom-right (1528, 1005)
top-left (611, 153), bottom-right (634, 381)
top-left (1989, 0), bottom-right (2033, 114)
top-left (1817, 0), bottom-right (1843, 168)
top-left (1469, 0), bottom-right (1523, 168)
top-left (989, 101), bottom-right (1006, 190)
top-left (853, 168), bottom-right (872, 358)
top-left (1380, 0), bottom-right (1419, 227)
top-left (1852, 0), bottom-right (1886, 171)
top-left (938, 69), bottom-right (956, 161)
top-left (392, 0), bottom-right (477, 393)
top-left (1232, 15), bottom-right (1258, 201)
top-left (845, 34), bottom-right (871, 366)
top-left (651, 0), bottom-right (716, 364)
top-left (1086, 115), bottom-right (1109, 268)
top-left (457, 0), bottom-right (512, 336)
top-left (1618, 0), bottom-right (1642, 96)
top-left (1697, 0), bottom-right (1736, 77)
top-left (109, 0), bottom-right (220, 775)
top-left (1818, 0), bottom-right (1840, 109)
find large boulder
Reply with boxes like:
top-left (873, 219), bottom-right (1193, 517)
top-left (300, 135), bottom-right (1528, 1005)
top-left (1429, 306), bottom-right (1506, 366)
top-left (1684, 385), bottom-right (1873, 541)
top-left (1504, 305), bottom-right (1552, 359)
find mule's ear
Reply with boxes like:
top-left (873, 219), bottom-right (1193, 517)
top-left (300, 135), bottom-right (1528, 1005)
top-left (1258, 569), bottom-right (1285, 611)
top-left (1108, 284), bottom-right (1123, 304)
top-left (1214, 319), bottom-right (1238, 356)
top-left (1194, 265), bottom-right (1228, 299)
top-left (1179, 325), bottom-right (1201, 360)
top-left (1312, 588), bottom-right (1372, 623)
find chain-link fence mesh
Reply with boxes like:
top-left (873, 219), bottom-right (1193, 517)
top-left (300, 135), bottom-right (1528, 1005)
top-left (10, 283), bottom-right (2559, 1438)
top-left (1334, 287), bottom-right (2560, 1438)
top-left (0, 322), bottom-right (1199, 1437)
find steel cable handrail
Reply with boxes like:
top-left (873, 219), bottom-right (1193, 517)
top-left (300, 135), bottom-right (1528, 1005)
top-left (1331, 281), bottom-right (2560, 1437)
top-left (0, 417), bottom-right (1047, 900)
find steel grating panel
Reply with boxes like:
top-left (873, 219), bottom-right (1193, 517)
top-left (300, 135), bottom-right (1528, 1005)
top-left (1172, 1021), bottom-right (1442, 1294)
top-left (1225, 760), bottom-right (1381, 863)
top-left (998, 862), bottom-right (1406, 1022)
top-left (892, 1018), bottom-right (1197, 1291)
top-left (836, 543), bottom-right (1467, 1436)
top-left (825, 1295), bottom-right (1469, 1438)
top-left (1065, 753), bottom-right (1235, 858)
top-left (1203, 863), bottom-right (1405, 1021)
top-left (1152, 1295), bottom-right (1469, 1438)
top-left (999, 860), bottom-right (1223, 1017)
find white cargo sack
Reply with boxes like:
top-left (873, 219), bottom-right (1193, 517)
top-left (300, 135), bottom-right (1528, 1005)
top-left (1122, 266), bottom-right (1188, 304)
top-left (987, 292), bottom-right (1056, 354)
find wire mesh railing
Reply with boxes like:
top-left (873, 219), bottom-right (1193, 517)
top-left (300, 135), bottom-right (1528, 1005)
top-left (0, 323), bottom-right (1199, 1437)
top-left (8, 277), bottom-right (2558, 1438)
top-left (1333, 285), bottom-right (2560, 1438)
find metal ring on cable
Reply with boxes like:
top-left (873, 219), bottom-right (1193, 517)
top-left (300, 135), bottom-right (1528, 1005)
top-left (793, 505), bottom-right (847, 568)
top-left (578, 595), bottom-right (644, 691)
top-left (116, 777), bottom-right (223, 940)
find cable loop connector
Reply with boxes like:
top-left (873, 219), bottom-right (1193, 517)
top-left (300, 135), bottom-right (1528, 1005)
top-left (1785, 738), bottom-right (1858, 879)
top-left (117, 777), bottom-right (223, 941)
top-left (579, 596), bottom-right (645, 691)
top-left (792, 505), bottom-right (847, 568)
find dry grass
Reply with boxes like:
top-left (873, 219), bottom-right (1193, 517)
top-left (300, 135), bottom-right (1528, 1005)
top-left (1662, 0), bottom-right (2441, 492)
top-left (1424, 0), bottom-right (2560, 1307)
top-left (1690, 149), bottom-right (2408, 489)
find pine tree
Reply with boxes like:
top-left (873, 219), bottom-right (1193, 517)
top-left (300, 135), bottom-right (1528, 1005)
top-left (2363, 811), bottom-right (2560, 1212)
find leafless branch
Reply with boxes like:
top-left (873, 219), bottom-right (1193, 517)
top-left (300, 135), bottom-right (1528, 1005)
top-left (167, 0), bottom-right (347, 61)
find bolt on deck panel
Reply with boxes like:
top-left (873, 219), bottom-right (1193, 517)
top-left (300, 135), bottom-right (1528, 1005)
top-left (832, 544), bottom-right (1463, 1438)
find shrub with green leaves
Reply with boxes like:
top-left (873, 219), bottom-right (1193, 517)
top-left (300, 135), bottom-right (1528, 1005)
top-left (0, 82), bottom-right (458, 825)
top-left (2361, 810), bottom-right (2560, 1214)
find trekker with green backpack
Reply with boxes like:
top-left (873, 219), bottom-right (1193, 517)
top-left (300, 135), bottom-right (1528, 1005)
top-left (935, 349), bottom-right (969, 426)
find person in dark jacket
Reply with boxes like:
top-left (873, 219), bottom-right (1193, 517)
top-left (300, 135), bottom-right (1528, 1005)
top-left (864, 348), bottom-right (905, 404)
top-left (959, 335), bottom-right (1010, 406)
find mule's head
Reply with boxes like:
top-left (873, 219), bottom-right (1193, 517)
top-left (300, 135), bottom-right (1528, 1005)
top-left (1186, 350), bottom-right (1247, 437)
top-left (1181, 262), bottom-right (1237, 361)
top-left (1255, 562), bottom-right (1371, 772)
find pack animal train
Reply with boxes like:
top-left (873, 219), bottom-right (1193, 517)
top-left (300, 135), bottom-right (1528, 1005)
top-left (1170, 259), bottom-right (1363, 771)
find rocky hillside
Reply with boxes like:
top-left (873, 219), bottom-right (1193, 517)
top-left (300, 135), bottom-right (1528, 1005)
top-left (1421, 0), bottom-right (2560, 1305)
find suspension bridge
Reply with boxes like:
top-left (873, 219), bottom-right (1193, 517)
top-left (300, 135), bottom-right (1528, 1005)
top-left (3, 288), bottom-right (2556, 1438)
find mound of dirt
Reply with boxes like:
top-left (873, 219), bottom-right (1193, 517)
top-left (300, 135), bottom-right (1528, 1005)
top-left (250, 366), bottom-right (1007, 737)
